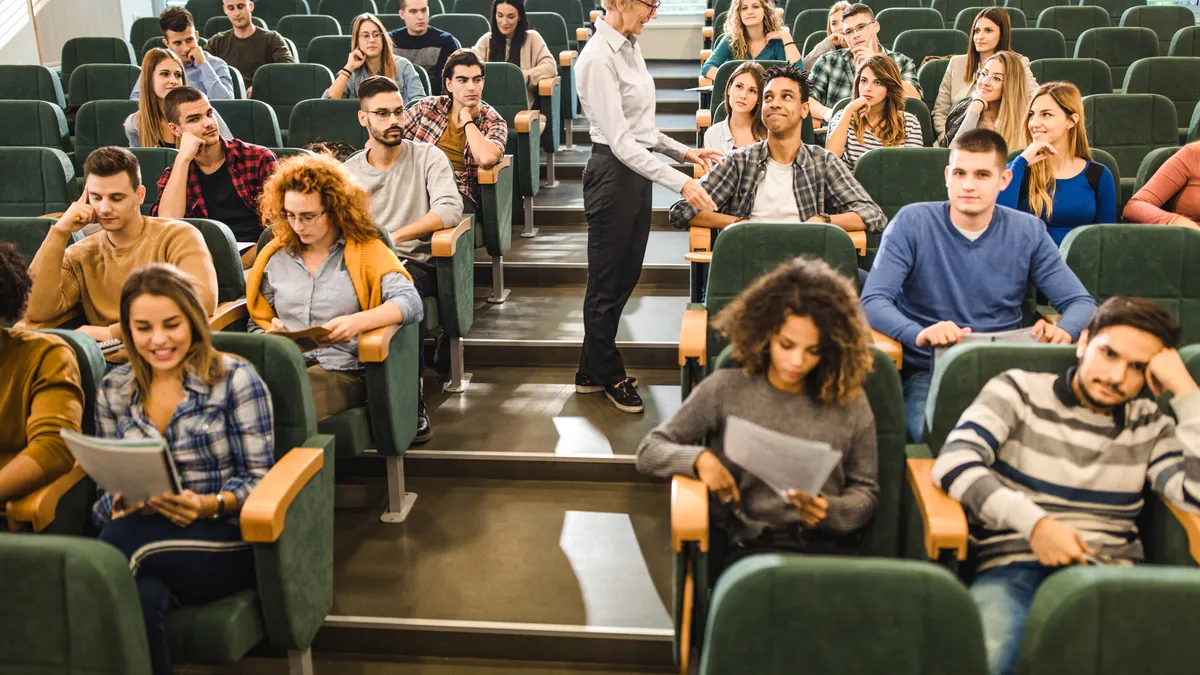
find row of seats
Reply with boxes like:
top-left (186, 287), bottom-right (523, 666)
top-left (709, 0), bottom-right (1186, 27)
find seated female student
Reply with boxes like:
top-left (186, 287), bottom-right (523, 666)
top-left (998, 81), bottom-right (1117, 246)
top-left (124, 48), bottom-right (232, 148)
top-left (0, 243), bottom-right (84, 505)
top-left (825, 55), bottom-right (922, 169)
top-left (932, 7), bottom-right (1036, 141)
top-left (246, 153), bottom-right (423, 421)
top-left (802, 0), bottom-right (848, 71)
top-left (93, 263), bottom-right (275, 675)
top-left (326, 13), bottom-right (425, 103)
top-left (940, 51), bottom-right (1029, 150)
top-left (471, 0), bottom-right (557, 108)
top-left (702, 0), bottom-right (802, 81)
top-left (1124, 140), bottom-right (1200, 228)
top-left (703, 61), bottom-right (767, 153)
top-left (636, 256), bottom-right (879, 566)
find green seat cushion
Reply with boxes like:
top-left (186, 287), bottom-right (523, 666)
top-left (319, 405), bottom-right (374, 458)
top-left (422, 295), bottom-right (440, 334)
top-left (168, 589), bottom-right (265, 666)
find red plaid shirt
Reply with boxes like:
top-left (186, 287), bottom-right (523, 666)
top-left (401, 96), bottom-right (507, 204)
top-left (151, 139), bottom-right (278, 219)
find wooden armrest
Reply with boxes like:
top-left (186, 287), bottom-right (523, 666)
top-left (699, 77), bottom-right (713, 87)
top-left (1042, 313), bottom-right (1061, 324)
top-left (515, 110), bottom-right (540, 133)
top-left (704, 8), bottom-right (713, 19)
top-left (702, 26), bottom-right (713, 40)
top-left (477, 155), bottom-right (511, 184)
top-left (848, 230), bottom-right (866, 256)
top-left (689, 226), bottom-right (712, 253)
top-left (694, 164), bottom-right (708, 179)
top-left (906, 458), bottom-right (968, 561)
top-left (872, 329), bottom-right (902, 370)
top-left (679, 308), bottom-right (708, 366)
top-left (671, 475), bottom-right (710, 552)
top-left (696, 109), bottom-right (712, 132)
top-left (431, 218), bottom-right (471, 257)
top-left (538, 76), bottom-right (561, 96)
top-left (6, 464), bottom-right (86, 532)
top-left (358, 324), bottom-right (400, 363)
top-left (240, 447), bottom-right (324, 543)
top-left (40, 212), bottom-right (65, 219)
top-left (209, 299), bottom-right (248, 331)
top-left (576, 27), bottom-right (589, 43)
top-left (559, 50), bottom-right (577, 67)
top-left (683, 251), bottom-right (712, 263)
top-left (1162, 496), bottom-right (1200, 564)
top-left (16, 305), bottom-right (83, 330)
top-left (590, 9), bottom-right (602, 22)
top-left (700, 49), bottom-right (712, 64)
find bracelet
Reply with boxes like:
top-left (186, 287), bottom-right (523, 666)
top-left (211, 492), bottom-right (225, 520)
top-left (339, 68), bottom-right (351, 78)
top-left (784, 41), bottom-right (796, 47)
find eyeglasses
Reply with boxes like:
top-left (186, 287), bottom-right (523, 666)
top-left (368, 108), bottom-right (406, 121)
top-left (842, 21), bottom-right (874, 37)
top-left (975, 70), bottom-right (1004, 86)
top-left (357, 31), bottom-right (384, 41)
top-left (283, 210), bottom-right (326, 225)
top-left (632, 0), bottom-right (661, 12)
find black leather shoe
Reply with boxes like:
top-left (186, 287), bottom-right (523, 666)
top-left (413, 396), bottom-right (433, 443)
top-left (576, 372), bottom-right (637, 394)
top-left (605, 378), bottom-right (644, 413)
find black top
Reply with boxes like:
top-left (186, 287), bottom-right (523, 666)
top-left (197, 162), bottom-right (260, 242)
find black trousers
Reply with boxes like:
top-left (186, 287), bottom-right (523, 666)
top-left (406, 258), bottom-right (438, 384)
top-left (579, 145), bottom-right (654, 385)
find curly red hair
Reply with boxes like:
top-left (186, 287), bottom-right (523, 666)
top-left (259, 153), bottom-right (380, 251)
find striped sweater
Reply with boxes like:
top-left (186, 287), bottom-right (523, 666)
top-left (931, 368), bottom-right (1200, 571)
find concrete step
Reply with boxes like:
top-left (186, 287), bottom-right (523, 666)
top-left (475, 228), bottom-right (689, 288)
top-left (542, 145), bottom-right (691, 182)
top-left (529, 180), bottom-right (690, 229)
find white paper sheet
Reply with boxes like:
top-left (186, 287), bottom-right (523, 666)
top-left (722, 416), bottom-right (843, 498)
top-left (61, 429), bottom-right (180, 504)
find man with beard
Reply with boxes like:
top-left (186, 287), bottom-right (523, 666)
top-left (204, 0), bottom-right (294, 94)
top-left (343, 75), bottom-right (463, 443)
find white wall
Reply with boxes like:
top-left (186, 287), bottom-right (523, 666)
top-left (0, 0), bottom-right (41, 65)
top-left (32, 0), bottom-right (142, 66)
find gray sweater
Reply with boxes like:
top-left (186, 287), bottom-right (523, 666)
top-left (343, 140), bottom-right (463, 263)
top-left (636, 369), bottom-right (879, 543)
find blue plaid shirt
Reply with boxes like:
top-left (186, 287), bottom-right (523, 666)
top-left (92, 354), bottom-right (275, 524)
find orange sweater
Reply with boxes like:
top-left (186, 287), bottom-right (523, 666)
top-left (1123, 143), bottom-right (1200, 226)
top-left (24, 218), bottom-right (218, 329)
top-left (0, 329), bottom-right (84, 482)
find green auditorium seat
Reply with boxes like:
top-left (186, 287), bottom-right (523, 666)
top-left (694, 556), bottom-right (989, 675)
top-left (1083, 93), bottom-right (1177, 204)
top-left (185, 0), bottom-right (227, 29)
top-left (802, 29), bottom-right (827, 55)
top-left (453, 0), bottom-right (492, 16)
top-left (918, 57), bottom-right (949, 113)
top-left (0, 64), bottom-right (67, 109)
top-left (706, 59), bottom-right (785, 118)
top-left (0, 217), bottom-right (63, 270)
top-left (1120, 5), bottom-right (1195, 58)
top-left (268, 146), bottom-right (317, 159)
top-left (185, 218), bottom-right (249, 309)
top-left (1035, 5), bottom-right (1109, 55)
top-left (482, 62), bottom-right (541, 241)
top-left (203, 15), bottom-right (269, 38)
top-left (0, 534), bottom-right (152, 674)
top-left (528, 12), bottom-right (578, 127)
top-left (254, 0), bottom-right (313, 29)
top-left (1072, 27), bottom-right (1157, 90)
top-left (954, 6), bottom-right (1027, 34)
top-left (1123, 57), bottom-right (1200, 144)
top-left (129, 16), bottom-right (162, 53)
top-left (73, 100), bottom-right (139, 173)
top-left (430, 13), bottom-right (491, 48)
top-left (1168, 25), bottom-right (1200, 58)
top-left (878, 8), bottom-right (944, 48)
top-left (212, 99), bottom-right (285, 147)
top-left (59, 37), bottom-right (138, 91)
top-left (1133, 145), bottom-right (1180, 196)
top-left (1009, 27), bottom-right (1068, 61)
top-left (709, 11), bottom-right (728, 49)
top-left (0, 147), bottom-right (75, 217)
top-left (930, 0), bottom-right (978, 29)
top-left (783, 0), bottom-right (828, 26)
top-left (791, 9), bottom-right (829, 44)
top-left (708, 0), bottom-right (731, 26)
top-left (287, 98), bottom-right (369, 149)
top-left (305, 34), bottom-right (352, 77)
top-left (277, 14), bottom-right (342, 61)
top-left (906, 96), bottom-right (934, 147)
top-left (1084, 0), bottom-right (1141, 25)
top-left (139, 36), bottom-right (168, 60)
top-left (892, 28), bottom-right (969, 65)
top-left (379, 12), bottom-right (406, 31)
top-left (0, 100), bottom-right (71, 153)
top-left (1004, 0), bottom-right (1071, 23)
top-left (129, 147), bottom-right (178, 215)
top-left (1028, 58), bottom-right (1112, 98)
top-left (251, 63), bottom-right (334, 137)
top-left (67, 64), bottom-right (141, 107)
top-left (318, 0), bottom-right (379, 33)
top-left (854, 147), bottom-right (951, 263)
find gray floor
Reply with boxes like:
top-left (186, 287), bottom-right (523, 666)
top-left (473, 229), bottom-right (688, 269)
top-left (468, 289), bottom-right (689, 343)
top-left (183, 656), bottom-right (672, 674)
top-left (532, 181), bottom-right (692, 213)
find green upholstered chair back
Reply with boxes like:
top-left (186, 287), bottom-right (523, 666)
top-left (277, 14), bottom-right (342, 61)
top-left (930, 0), bottom-right (977, 29)
top-left (1083, 0), bottom-right (1140, 24)
top-left (1060, 224), bottom-right (1200, 344)
top-left (0, 217), bottom-right (64, 268)
top-left (453, 0), bottom-right (492, 17)
top-left (1123, 57), bottom-right (1200, 140)
top-left (953, 6), bottom-right (1027, 34)
top-left (1133, 145), bottom-right (1180, 195)
top-left (129, 147), bottom-right (178, 215)
top-left (430, 13), bottom-right (490, 47)
top-left (854, 147), bottom-right (949, 221)
top-left (60, 37), bottom-right (138, 86)
top-left (709, 60), bottom-right (785, 116)
top-left (1083, 93), bottom-right (1178, 190)
top-left (924, 343), bottom-right (1077, 454)
top-left (784, 0), bottom-right (830, 19)
top-left (0, 64), bottom-right (67, 109)
top-left (527, 12), bottom-right (571, 53)
top-left (267, 146), bottom-right (317, 159)
top-left (255, 0), bottom-right (313, 29)
top-left (203, 14), bottom-right (269, 38)
top-left (0, 100), bottom-right (71, 153)
top-left (905, 96), bottom-right (934, 147)
top-left (288, 98), bottom-right (369, 149)
top-left (917, 57), bottom-right (949, 113)
top-left (1009, 27), bottom-right (1068, 61)
top-left (879, 8), bottom-right (945, 47)
top-left (712, 11), bottom-right (728, 45)
top-left (802, 29), bottom-right (827, 55)
top-left (791, 9), bottom-right (829, 43)
top-left (0, 534), bottom-right (152, 675)
top-left (182, 218), bottom-right (246, 304)
top-left (212, 99), bottom-right (284, 147)
top-left (481, 60), bottom-right (528, 125)
top-left (185, 0), bottom-right (227, 28)
top-left (318, 0), bottom-right (380, 32)
top-left (0, 148), bottom-right (75, 217)
top-left (68, 64), bottom-right (142, 107)
top-left (1029, 58), bottom-right (1112, 98)
top-left (212, 333), bottom-right (318, 452)
top-left (73, 100), bottom-right (139, 173)
top-left (527, 0), bottom-right (585, 32)
top-left (139, 36), bottom-right (167, 60)
top-left (251, 63), bottom-right (334, 131)
top-left (378, 12), bottom-right (406, 32)
top-left (306, 35), bottom-right (352, 78)
top-left (892, 28), bottom-right (968, 65)
top-left (1004, 0), bottom-right (1071, 23)
top-left (1121, 5), bottom-right (1195, 58)
top-left (41, 328), bottom-right (106, 435)
top-left (1036, 5), bottom-right (1110, 54)
top-left (1072, 27), bottom-right (1157, 86)
top-left (699, 555), bottom-right (989, 675)
top-left (129, 16), bottom-right (162, 51)
top-left (1169, 24), bottom-right (1200, 57)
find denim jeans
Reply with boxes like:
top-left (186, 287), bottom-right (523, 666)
top-left (969, 564), bottom-right (1059, 675)
top-left (902, 366), bottom-right (933, 443)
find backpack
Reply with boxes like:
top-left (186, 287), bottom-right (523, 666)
top-left (1017, 160), bottom-right (1106, 221)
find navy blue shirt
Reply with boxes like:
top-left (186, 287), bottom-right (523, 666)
top-left (999, 155), bottom-right (1118, 246)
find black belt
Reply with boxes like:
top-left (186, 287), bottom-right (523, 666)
top-left (592, 143), bottom-right (615, 156)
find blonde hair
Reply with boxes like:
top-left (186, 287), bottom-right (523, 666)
top-left (725, 0), bottom-right (782, 61)
top-left (826, 1), bottom-right (850, 36)
top-left (980, 51), bottom-right (1029, 151)
top-left (1022, 81), bottom-right (1092, 222)
top-left (135, 48), bottom-right (187, 148)
top-left (351, 14), bottom-right (397, 81)
top-left (851, 55), bottom-right (908, 147)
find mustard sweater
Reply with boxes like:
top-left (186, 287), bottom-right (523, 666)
top-left (0, 329), bottom-right (84, 481)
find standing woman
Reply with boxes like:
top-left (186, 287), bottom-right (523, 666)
top-left (576, 0), bottom-right (722, 413)
top-left (325, 13), bottom-right (425, 102)
top-left (124, 48), bottom-right (232, 148)
top-left (825, 55), bottom-right (922, 169)
top-left (471, 0), bottom-right (558, 108)
top-left (702, 0), bottom-right (802, 81)
top-left (703, 61), bottom-right (768, 152)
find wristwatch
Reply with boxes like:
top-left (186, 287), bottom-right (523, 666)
top-left (211, 492), bottom-right (226, 520)
top-left (816, 213), bottom-right (831, 224)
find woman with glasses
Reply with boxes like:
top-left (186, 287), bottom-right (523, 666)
top-left (825, 55), bottom-right (922, 169)
top-left (325, 13), bottom-right (426, 103)
top-left (471, 0), bottom-right (557, 108)
top-left (575, 0), bottom-right (722, 414)
top-left (940, 51), bottom-right (1030, 150)
top-left (246, 153), bottom-right (424, 421)
top-left (702, 0), bottom-right (802, 81)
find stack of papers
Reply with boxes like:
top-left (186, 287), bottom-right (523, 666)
top-left (722, 416), bottom-right (843, 498)
top-left (61, 429), bottom-right (180, 504)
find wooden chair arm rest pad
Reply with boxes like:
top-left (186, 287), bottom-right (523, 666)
top-left (694, 164), bottom-right (708, 179)
top-left (1162, 496), bottom-right (1200, 564)
top-left (515, 110), bottom-right (540, 133)
top-left (209, 299), bottom-right (248, 331)
top-left (872, 329), bottom-right (902, 370)
top-left (240, 447), bottom-right (324, 543)
top-left (358, 324), bottom-right (400, 363)
top-left (671, 475), bottom-right (710, 552)
top-left (689, 226), bottom-right (712, 253)
top-left (696, 109), bottom-right (712, 131)
top-left (538, 76), bottom-right (561, 96)
top-left (590, 9), bottom-right (602, 22)
top-left (704, 8), bottom-right (713, 19)
top-left (848, 231), bottom-right (866, 256)
top-left (17, 305), bottom-right (83, 330)
top-left (431, 218), bottom-right (472, 257)
top-left (683, 251), bottom-right (712, 263)
top-left (576, 27), bottom-right (590, 43)
top-left (679, 308), bottom-right (708, 366)
top-left (559, 50), bottom-right (577, 67)
top-left (700, 50), bottom-right (712, 65)
top-left (699, 77), bottom-right (713, 87)
top-left (702, 26), bottom-right (713, 39)
top-left (477, 155), bottom-right (511, 184)
top-left (6, 464), bottom-right (86, 532)
top-left (906, 458), bottom-right (968, 561)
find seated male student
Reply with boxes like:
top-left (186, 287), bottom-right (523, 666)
top-left (932, 296), bottom-right (1200, 675)
top-left (153, 86), bottom-right (278, 261)
top-left (24, 146), bottom-right (218, 341)
top-left (401, 49), bottom-right (507, 213)
top-left (860, 128), bottom-right (1097, 442)
top-left (343, 76), bottom-right (463, 442)
top-left (130, 7), bottom-right (234, 101)
top-left (204, 0), bottom-right (295, 95)
top-left (389, 0), bottom-right (460, 96)
top-left (806, 3), bottom-right (921, 124)
top-left (668, 64), bottom-right (886, 235)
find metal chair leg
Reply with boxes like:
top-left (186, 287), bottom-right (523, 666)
top-left (563, 116), bottom-right (575, 150)
top-left (520, 196), bottom-right (538, 238)
top-left (288, 648), bottom-right (313, 675)
top-left (487, 255), bottom-right (511, 304)
top-left (542, 151), bottom-right (559, 189)
top-left (443, 335), bottom-right (472, 394)
top-left (380, 456), bottom-right (417, 523)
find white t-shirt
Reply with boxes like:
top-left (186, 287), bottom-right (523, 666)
top-left (953, 223), bottom-right (987, 241)
top-left (748, 159), bottom-right (801, 222)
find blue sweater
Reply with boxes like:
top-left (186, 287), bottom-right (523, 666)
top-left (861, 202), bottom-right (1097, 371)
top-left (702, 36), bottom-right (795, 76)
top-left (998, 156), bottom-right (1118, 246)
